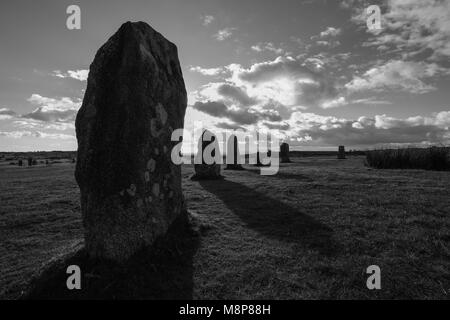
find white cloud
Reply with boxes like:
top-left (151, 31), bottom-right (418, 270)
top-left (233, 56), bottom-right (339, 108)
top-left (321, 97), bottom-right (347, 109)
top-left (320, 27), bottom-right (341, 37)
top-left (190, 56), bottom-right (344, 129)
top-left (201, 15), bottom-right (215, 26)
top-left (51, 69), bottom-right (89, 81)
top-left (214, 28), bottom-right (235, 41)
top-left (189, 66), bottom-right (223, 76)
top-left (13, 119), bottom-right (75, 131)
top-left (352, 97), bottom-right (392, 105)
top-left (187, 52), bottom-right (450, 147)
top-left (309, 27), bottom-right (342, 48)
top-left (0, 130), bottom-right (75, 139)
top-left (251, 42), bottom-right (285, 55)
top-left (284, 110), bottom-right (450, 147)
top-left (22, 94), bottom-right (81, 123)
top-left (315, 40), bottom-right (340, 48)
top-left (0, 108), bottom-right (17, 120)
top-left (345, 60), bottom-right (446, 93)
top-left (303, 57), bottom-right (325, 71)
top-left (352, 0), bottom-right (450, 61)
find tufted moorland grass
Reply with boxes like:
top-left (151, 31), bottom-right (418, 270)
top-left (366, 147), bottom-right (450, 171)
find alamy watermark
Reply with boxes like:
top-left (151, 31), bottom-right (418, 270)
top-left (66, 5), bottom-right (81, 30)
top-left (366, 5), bottom-right (382, 31)
top-left (170, 121), bottom-right (280, 175)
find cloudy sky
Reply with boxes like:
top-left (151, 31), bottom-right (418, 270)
top-left (1, 0), bottom-right (450, 151)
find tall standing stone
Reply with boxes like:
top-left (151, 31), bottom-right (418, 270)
top-left (338, 145), bottom-right (346, 159)
top-left (280, 143), bottom-right (291, 163)
top-left (225, 135), bottom-right (244, 170)
top-left (191, 130), bottom-right (222, 180)
top-left (75, 21), bottom-right (187, 262)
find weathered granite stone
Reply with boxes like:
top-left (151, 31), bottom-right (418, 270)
top-left (338, 145), bottom-right (346, 159)
top-left (280, 143), bottom-right (291, 163)
top-left (225, 135), bottom-right (244, 170)
top-left (75, 21), bottom-right (187, 262)
top-left (191, 130), bottom-right (222, 180)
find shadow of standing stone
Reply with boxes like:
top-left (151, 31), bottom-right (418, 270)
top-left (22, 212), bottom-right (201, 300)
top-left (75, 21), bottom-right (187, 262)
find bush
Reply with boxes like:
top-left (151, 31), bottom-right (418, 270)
top-left (365, 147), bottom-right (450, 171)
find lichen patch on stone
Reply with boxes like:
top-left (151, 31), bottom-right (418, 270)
top-left (152, 183), bottom-right (160, 197)
top-left (147, 159), bottom-right (156, 172)
top-left (156, 103), bottom-right (168, 125)
top-left (127, 184), bottom-right (137, 197)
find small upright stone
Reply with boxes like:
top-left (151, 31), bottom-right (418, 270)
top-left (75, 21), bottom-right (187, 262)
top-left (18, 159), bottom-right (23, 167)
top-left (280, 143), bottom-right (291, 163)
top-left (191, 130), bottom-right (222, 180)
top-left (27, 157), bottom-right (32, 166)
top-left (338, 145), bottom-right (346, 159)
top-left (225, 135), bottom-right (244, 170)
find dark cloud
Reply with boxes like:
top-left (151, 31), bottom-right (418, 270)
top-left (217, 84), bottom-right (257, 106)
top-left (297, 79), bottom-right (339, 107)
top-left (21, 107), bottom-right (77, 123)
top-left (303, 123), bottom-right (448, 147)
top-left (0, 108), bottom-right (17, 117)
top-left (263, 122), bottom-right (290, 130)
top-left (192, 101), bottom-right (259, 125)
top-left (20, 94), bottom-right (81, 123)
top-left (292, 112), bottom-right (450, 147)
top-left (192, 101), bottom-right (282, 125)
top-left (259, 111), bottom-right (282, 122)
top-left (215, 122), bottom-right (246, 131)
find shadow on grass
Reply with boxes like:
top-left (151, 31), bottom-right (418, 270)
top-left (22, 212), bottom-right (200, 300)
top-left (244, 167), bottom-right (315, 182)
top-left (199, 179), bottom-right (337, 256)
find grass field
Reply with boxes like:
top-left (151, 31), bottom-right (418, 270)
top-left (0, 156), bottom-right (449, 299)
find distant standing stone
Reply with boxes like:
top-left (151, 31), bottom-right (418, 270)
top-left (280, 143), bottom-right (291, 163)
top-left (225, 135), bottom-right (244, 170)
top-left (338, 146), bottom-right (346, 159)
top-left (191, 130), bottom-right (222, 180)
top-left (27, 157), bottom-right (32, 166)
top-left (75, 21), bottom-right (187, 262)
top-left (18, 159), bottom-right (23, 167)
